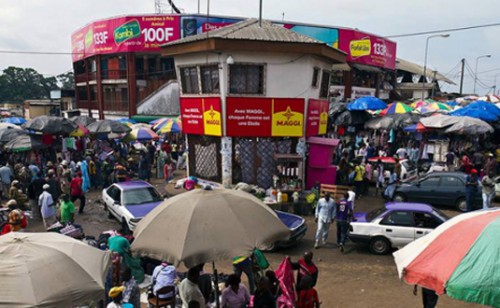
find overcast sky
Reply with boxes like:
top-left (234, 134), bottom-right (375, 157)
top-left (1, 0), bottom-right (499, 95)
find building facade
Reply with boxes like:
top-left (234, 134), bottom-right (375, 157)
top-left (71, 14), bottom-right (397, 119)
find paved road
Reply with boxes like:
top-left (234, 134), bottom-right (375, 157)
top-left (26, 173), bottom-right (489, 307)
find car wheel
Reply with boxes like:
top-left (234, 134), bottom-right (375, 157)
top-left (456, 198), bottom-right (467, 212)
top-left (393, 193), bottom-right (406, 202)
top-left (369, 237), bottom-right (391, 255)
top-left (121, 219), bottom-right (131, 235)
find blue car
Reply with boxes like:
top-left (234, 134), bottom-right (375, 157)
top-left (102, 181), bottom-right (164, 232)
top-left (270, 211), bottom-right (307, 250)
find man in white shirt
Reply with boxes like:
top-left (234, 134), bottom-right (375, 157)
top-left (179, 267), bottom-right (206, 308)
top-left (39, 184), bottom-right (56, 229)
top-left (314, 193), bottom-right (336, 249)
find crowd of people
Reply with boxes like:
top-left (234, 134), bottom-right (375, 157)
top-left (0, 137), bottom-right (187, 236)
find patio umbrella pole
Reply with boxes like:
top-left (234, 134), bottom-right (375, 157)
top-left (213, 261), bottom-right (221, 308)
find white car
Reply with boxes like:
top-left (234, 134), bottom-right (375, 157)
top-left (102, 181), bottom-right (164, 233)
top-left (348, 202), bottom-right (448, 254)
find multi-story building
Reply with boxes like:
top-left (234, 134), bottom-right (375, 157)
top-left (72, 14), bottom-right (397, 120)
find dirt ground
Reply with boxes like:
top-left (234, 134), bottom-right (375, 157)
top-left (25, 170), bottom-right (491, 308)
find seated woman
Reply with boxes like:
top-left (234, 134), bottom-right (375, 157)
top-left (221, 274), bottom-right (250, 308)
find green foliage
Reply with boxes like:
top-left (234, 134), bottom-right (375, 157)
top-left (0, 66), bottom-right (64, 103)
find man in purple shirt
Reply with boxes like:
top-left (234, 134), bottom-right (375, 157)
top-left (336, 192), bottom-right (353, 253)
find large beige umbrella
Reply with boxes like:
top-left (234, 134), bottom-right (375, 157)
top-left (132, 188), bottom-right (290, 267)
top-left (0, 232), bottom-right (111, 307)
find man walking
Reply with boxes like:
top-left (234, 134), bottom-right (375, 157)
top-left (0, 163), bottom-right (13, 200)
top-left (70, 172), bottom-right (86, 214)
top-left (481, 170), bottom-right (496, 209)
top-left (336, 192), bottom-right (353, 253)
top-left (39, 184), bottom-right (56, 229)
top-left (314, 193), bottom-right (335, 249)
top-left (465, 169), bottom-right (479, 212)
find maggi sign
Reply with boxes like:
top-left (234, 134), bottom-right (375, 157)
top-left (180, 97), bottom-right (222, 136)
top-left (203, 99), bottom-right (222, 136)
top-left (272, 101), bottom-right (304, 137)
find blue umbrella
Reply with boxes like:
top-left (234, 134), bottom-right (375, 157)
top-left (2, 117), bottom-right (26, 125)
top-left (347, 96), bottom-right (387, 111)
top-left (466, 101), bottom-right (500, 117)
top-left (450, 107), bottom-right (499, 122)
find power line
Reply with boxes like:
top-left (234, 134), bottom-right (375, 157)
top-left (386, 22), bottom-right (500, 38)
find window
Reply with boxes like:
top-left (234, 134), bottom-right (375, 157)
top-left (123, 187), bottom-right (162, 206)
top-left (441, 176), bottom-right (463, 187)
top-left (419, 177), bottom-right (440, 187)
top-left (311, 67), bottom-right (320, 87)
top-left (319, 70), bottom-right (331, 98)
top-left (366, 207), bottom-right (387, 222)
top-left (381, 211), bottom-right (414, 227)
top-left (414, 212), bottom-right (442, 229)
top-left (229, 64), bottom-right (264, 95)
top-left (180, 66), bottom-right (200, 94)
top-left (200, 65), bottom-right (220, 94)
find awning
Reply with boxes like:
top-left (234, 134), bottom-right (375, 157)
top-left (131, 115), bottom-right (177, 123)
top-left (350, 63), bottom-right (383, 73)
top-left (396, 58), bottom-right (455, 84)
top-left (331, 63), bottom-right (351, 71)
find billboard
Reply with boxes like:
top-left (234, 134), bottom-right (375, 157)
top-left (71, 15), bottom-right (180, 61)
top-left (306, 99), bottom-right (329, 137)
top-left (179, 16), bottom-right (242, 38)
top-left (338, 29), bottom-right (396, 70)
top-left (226, 97), bottom-right (304, 137)
top-left (180, 97), bottom-right (222, 136)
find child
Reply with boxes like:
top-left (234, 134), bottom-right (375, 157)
top-left (296, 275), bottom-right (320, 308)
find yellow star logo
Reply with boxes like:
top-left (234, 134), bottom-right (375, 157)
top-left (208, 105), bottom-right (216, 119)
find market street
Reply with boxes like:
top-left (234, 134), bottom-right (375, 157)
top-left (25, 171), bottom-right (493, 308)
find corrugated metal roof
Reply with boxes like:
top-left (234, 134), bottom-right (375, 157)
top-left (163, 18), bottom-right (325, 46)
top-left (396, 58), bottom-right (455, 84)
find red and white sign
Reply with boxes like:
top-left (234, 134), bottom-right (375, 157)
top-left (180, 98), bottom-right (205, 135)
top-left (306, 99), bottom-right (329, 137)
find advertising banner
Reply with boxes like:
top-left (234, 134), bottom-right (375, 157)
top-left (71, 15), bottom-right (180, 61)
top-left (180, 97), bottom-right (222, 136)
top-left (180, 16), bottom-right (241, 38)
top-left (226, 97), bottom-right (304, 137)
top-left (338, 29), bottom-right (396, 70)
top-left (306, 99), bottom-right (329, 137)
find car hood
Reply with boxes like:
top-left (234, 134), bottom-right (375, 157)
top-left (353, 212), bottom-right (368, 223)
top-left (125, 201), bottom-right (162, 218)
top-left (276, 211), bottom-right (304, 230)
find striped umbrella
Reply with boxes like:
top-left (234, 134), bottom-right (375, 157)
top-left (122, 127), bottom-right (159, 142)
top-left (394, 209), bottom-right (500, 306)
top-left (410, 99), bottom-right (435, 108)
top-left (414, 104), bottom-right (439, 114)
top-left (429, 102), bottom-right (452, 111)
top-left (155, 117), bottom-right (182, 134)
top-left (151, 117), bottom-right (176, 131)
top-left (70, 124), bottom-right (90, 137)
top-left (379, 102), bottom-right (413, 115)
top-left (115, 118), bottom-right (136, 127)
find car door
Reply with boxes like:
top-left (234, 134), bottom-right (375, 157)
top-left (413, 211), bottom-right (442, 240)
top-left (379, 210), bottom-right (415, 248)
top-left (411, 176), bottom-right (442, 204)
top-left (103, 185), bottom-right (116, 211)
top-left (104, 185), bottom-right (121, 218)
top-left (439, 176), bottom-right (465, 206)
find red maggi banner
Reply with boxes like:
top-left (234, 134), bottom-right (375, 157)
top-left (71, 15), bottom-right (180, 61)
top-left (226, 97), bottom-right (304, 137)
top-left (338, 29), bottom-right (396, 70)
top-left (306, 99), bottom-right (329, 137)
top-left (180, 97), bottom-right (222, 136)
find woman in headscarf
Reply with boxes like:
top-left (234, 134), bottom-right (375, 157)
top-left (157, 149), bottom-right (167, 179)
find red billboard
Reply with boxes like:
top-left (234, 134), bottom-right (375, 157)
top-left (226, 97), bottom-right (304, 137)
top-left (71, 15), bottom-right (180, 62)
top-left (306, 99), bottom-right (329, 137)
top-left (338, 29), bottom-right (396, 70)
top-left (180, 97), bottom-right (222, 136)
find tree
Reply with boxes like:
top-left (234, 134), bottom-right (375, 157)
top-left (0, 66), bottom-right (61, 103)
top-left (56, 72), bottom-right (75, 89)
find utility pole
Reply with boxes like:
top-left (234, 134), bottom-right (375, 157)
top-left (154, 0), bottom-right (162, 13)
top-left (459, 58), bottom-right (465, 95)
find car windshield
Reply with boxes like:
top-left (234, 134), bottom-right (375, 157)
top-left (432, 208), bottom-right (450, 221)
top-left (122, 187), bottom-right (162, 206)
top-left (366, 207), bottom-right (387, 222)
